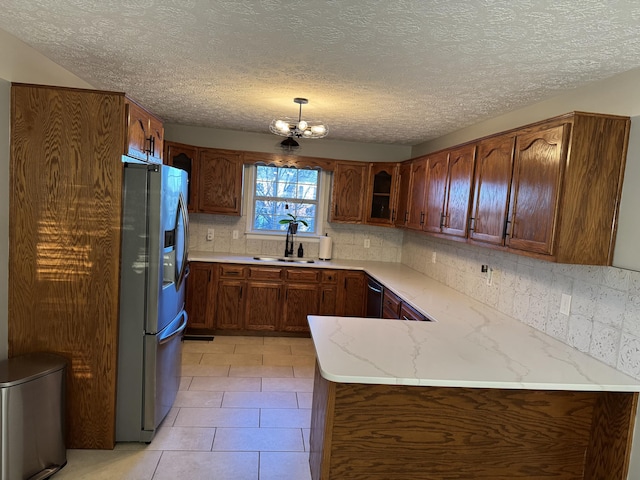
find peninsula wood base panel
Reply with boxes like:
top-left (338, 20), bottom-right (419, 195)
top-left (309, 364), bottom-right (637, 480)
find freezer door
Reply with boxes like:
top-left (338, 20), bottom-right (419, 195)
top-left (142, 310), bottom-right (187, 440)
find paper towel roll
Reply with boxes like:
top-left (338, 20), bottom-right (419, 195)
top-left (319, 235), bottom-right (332, 260)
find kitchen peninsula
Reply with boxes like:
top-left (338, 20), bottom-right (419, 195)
top-left (189, 254), bottom-right (640, 478)
top-left (308, 298), bottom-right (640, 480)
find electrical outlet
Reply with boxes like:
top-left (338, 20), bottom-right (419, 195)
top-left (431, 252), bottom-right (436, 263)
top-left (560, 294), bottom-right (572, 316)
top-left (232, 230), bottom-right (239, 240)
top-left (206, 228), bottom-right (214, 241)
top-left (364, 238), bottom-right (370, 248)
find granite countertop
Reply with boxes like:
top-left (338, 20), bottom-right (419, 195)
top-left (189, 251), bottom-right (640, 392)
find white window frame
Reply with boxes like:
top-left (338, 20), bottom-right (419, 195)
top-left (244, 165), bottom-right (329, 241)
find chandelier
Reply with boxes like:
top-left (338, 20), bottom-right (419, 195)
top-left (269, 98), bottom-right (328, 139)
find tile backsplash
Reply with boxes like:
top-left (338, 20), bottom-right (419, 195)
top-left (188, 213), bottom-right (403, 262)
top-left (401, 231), bottom-right (640, 381)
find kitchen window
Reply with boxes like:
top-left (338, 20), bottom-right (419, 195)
top-left (248, 165), bottom-right (324, 235)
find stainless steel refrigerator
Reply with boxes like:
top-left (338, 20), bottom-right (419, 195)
top-left (116, 159), bottom-right (189, 443)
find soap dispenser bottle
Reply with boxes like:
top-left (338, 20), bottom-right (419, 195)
top-left (297, 243), bottom-right (304, 258)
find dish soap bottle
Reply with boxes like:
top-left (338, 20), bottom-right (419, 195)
top-left (297, 243), bottom-right (304, 258)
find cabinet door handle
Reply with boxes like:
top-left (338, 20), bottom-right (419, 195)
top-left (420, 212), bottom-right (425, 225)
top-left (468, 217), bottom-right (475, 232)
top-left (404, 211), bottom-right (409, 223)
top-left (239, 286), bottom-right (243, 299)
top-left (391, 208), bottom-right (396, 222)
top-left (503, 219), bottom-right (512, 239)
top-left (146, 135), bottom-right (155, 156)
top-left (439, 213), bottom-right (445, 228)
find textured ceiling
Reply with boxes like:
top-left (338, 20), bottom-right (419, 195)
top-left (2, 0), bottom-right (640, 145)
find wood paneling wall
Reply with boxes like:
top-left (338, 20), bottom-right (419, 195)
top-left (9, 84), bottom-right (125, 449)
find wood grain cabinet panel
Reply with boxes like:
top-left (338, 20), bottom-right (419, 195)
top-left (125, 98), bottom-right (163, 164)
top-left (468, 112), bottom-right (629, 265)
top-left (382, 289), bottom-right (401, 319)
top-left (405, 157), bottom-right (428, 230)
top-left (469, 134), bottom-right (516, 245)
top-left (311, 368), bottom-right (638, 480)
top-left (198, 148), bottom-right (243, 215)
top-left (245, 282), bottom-right (281, 331)
top-left (423, 151), bottom-right (449, 233)
top-left (215, 279), bottom-right (246, 331)
top-left (441, 143), bottom-right (476, 237)
top-left (164, 141), bottom-right (199, 211)
top-left (394, 162), bottom-right (412, 227)
top-left (282, 283), bottom-right (320, 332)
top-left (337, 271), bottom-right (366, 317)
top-left (330, 162), bottom-right (367, 223)
top-left (185, 262), bottom-right (216, 331)
top-left (9, 84), bottom-right (127, 449)
top-left (507, 124), bottom-right (567, 255)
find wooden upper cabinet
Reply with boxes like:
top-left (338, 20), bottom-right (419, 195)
top-left (124, 98), bottom-right (163, 164)
top-left (165, 141), bottom-right (198, 212)
top-left (406, 157), bottom-right (428, 230)
top-left (441, 143), bottom-right (476, 238)
top-left (469, 112), bottom-right (629, 265)
top-left (470, 134), bottom-right (516, 245)
top-left (330, 162), bottom-right (367, 223)
top-left (365, 163), bottom-right (399, 226)
top-left (198, 148), bottom-right (243, 215)
top-left (423, 151), bottom-right (449, 233)
top-left (507, 124), bottom-right (568, 256)
top-left (395, 162), bottom-right (412, 227)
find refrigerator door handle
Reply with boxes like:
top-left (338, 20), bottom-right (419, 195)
top-left (159, 311), bottom-right (188, 345)
top-left (175, 192), bottom-right (189, 291)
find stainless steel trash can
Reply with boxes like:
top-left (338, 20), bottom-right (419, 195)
top-left (0, 352), bottom-right (67, 480)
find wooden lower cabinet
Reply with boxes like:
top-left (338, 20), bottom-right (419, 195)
top-left (282, 283), bottom-right (320, 332)
top-left (214, 279), bottom-right (245, 331)
top-left (382, 289), bottom-right (401, 319)
top-left (185, 263), bottom-right (367, 335)
top-left (185, 262), bottom-right (216, 331)
top-left (245, 282), bottom-right (281, 331)
top-left (337, 271), bottom-right (366, 317)
top-left (310, 363), bottom-right (638, 480)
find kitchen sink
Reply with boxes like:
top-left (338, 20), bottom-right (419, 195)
top-left (253, 256), bottom-right (315, 264)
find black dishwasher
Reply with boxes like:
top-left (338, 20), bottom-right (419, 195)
top-left (365, 275), bottom-right (384, 318)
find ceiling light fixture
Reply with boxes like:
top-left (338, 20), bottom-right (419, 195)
top-left (269, 98), bottom-right (328, 140)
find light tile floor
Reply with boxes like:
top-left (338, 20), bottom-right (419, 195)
top-left (54, 336), bottom-right (316, 480)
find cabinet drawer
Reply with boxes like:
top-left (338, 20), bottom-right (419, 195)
top-left (285, 268), bottom-right (321, 283)
top-left (383, 289), bottom-right (401, 318)
top-left (399, 302), bottom-right (428, 321)
top-left (249, 266), bottom-right (282, 280)
top-left (321, 270), bottom-right (339, 284)
top-left (219, 264), bottom-right (246, 278)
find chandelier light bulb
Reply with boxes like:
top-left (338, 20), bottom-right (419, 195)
top-left (269, 98), bottom-right (329, 141)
